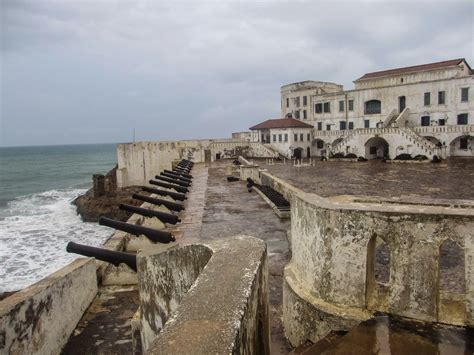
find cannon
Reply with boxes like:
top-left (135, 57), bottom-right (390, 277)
top-left (142, 186), bottom-right (187, 201)
top-left (99, 217), bottom-right (175, 243)
top-left (149, 179), bottom-right (188, 193)
top-left (174, 167), bottom-right (191, 174)
top-left (165, 169), bottom-right (192, 179)
top-left (119, 203), bottom-right (181, 224)
top-left (154, 175), bottom-right (191, 187)
top-left (132, 193), bottom-right (184, 212)
top-left (161, 172), bottom-right (192, 184)
top-left (66, 241), bottom-right (137, 271)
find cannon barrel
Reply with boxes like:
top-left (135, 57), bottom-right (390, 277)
top-left (142, 186), bottom-right (187, 201)
top-left (175, 164), bottom-right (191, 170)
top-left (161, 172), bottom-right (192, 184)
top-left (149, 179), bottom-right (188, 193)
top-left (154, 175), bottom-right (191, 187)
top-left (174, 167), bottom-right (191, 174)
top-left (99, 217), bottom-right (175, 243)
top-left (66, 241), bottom-right (137, 271)
top-left (165, 169), bottom-right (192, 179)
top-left (132, 193), bottom-right (184, 212)
top-left (119, 203), bottom-right (181, 224)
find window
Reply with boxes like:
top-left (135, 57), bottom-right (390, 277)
top-left (364, 119), bottom-right (370, 128)
top-left (461, 87), bottom-right (469, 102)
top-left (307, 133), bottom-right (310, 141)
top-left (348, 99), bottom-right (354, 111)
top-left (438, 119), bottom-right (445, 126)
top-left (421, 116), bottom-right (430, 126)
top-left (340, 121), bottom-right (346, 130)
top-left (364, 100), bottom-right (381, 114)
top-left (303, 96), bottom-right (307, 106)
top-left (295, 110), bottom-right (300, 119)
top-left (457, 113), bottom-right (468, 125)
top-left (284, 134), bottom-right (288, 142)
top-left (273, 134), bottom-right (276, 142)
top-left (315, 103), bottom-right (323, 114)
top-left (300, 134), bottom-right (304, 141)
top-left (317, 122), bottom-right (322, 130)
top-left (323, 102), bottom-right (331, 113)
top-left (294, 134), bottom-right (298, 141)
top-left (303, 110), bottom-right (307, 119)
top-left (286, 98), bottom-right (289, 108)
top-left (326, 124), bottom-right (331, 131)
top-left (317, 140), bottom-right (324, 149)
top-left (278, 134), bottom-right (282, 142)
top-left (339, 100), bottom-right (344, 112)
top-left (460, 138), bottom-right (468, 149)
top-left (295, 97), bottom-right (300, 107)
top-left (348, 122), bottom-right (354, 130)
top-left (424, 92), bottom-right (430, 106)
top-left (438, 91), bottom-right (445, 105)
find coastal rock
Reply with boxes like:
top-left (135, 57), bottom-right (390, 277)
top-left (73, 186), bottom-right (146, 222)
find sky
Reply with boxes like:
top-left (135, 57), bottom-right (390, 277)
top-left (1, 0), bottom-right (473, 147)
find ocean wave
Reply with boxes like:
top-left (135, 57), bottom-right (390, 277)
top-left (0, 188), bottom-right (112, 292)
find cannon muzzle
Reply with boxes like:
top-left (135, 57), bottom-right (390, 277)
top-left (132, 193), bottom-right (184, 212)
top-left (161, 172), bottom-right (192, 184)
top-left (66, 241), bottom-right (137, 271)
top-left (99, 217), bottom-right (175, 243)
top-left (119, 203), bottom-right (181, 224)
top-left (154, 175), bottom-right (191, 187)
top-left (149, 179), bottom-right (188, 193)
top-left (142, 186), bottom-right (187, 201)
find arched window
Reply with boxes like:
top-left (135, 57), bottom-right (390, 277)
top-left (364, 100), bottom-right (381, 114)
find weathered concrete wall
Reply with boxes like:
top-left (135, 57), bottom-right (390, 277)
top-left (0, 259), bottom-right (97, 355)
top-left (140, 236), bottom-right (270, 355)
top-left (259, 171), bottom-right (474, 346)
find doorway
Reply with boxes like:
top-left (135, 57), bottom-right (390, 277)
top-left (293, 148), bottom-right (303, 159)
top-left (399, 96), bottom-right (406, 113)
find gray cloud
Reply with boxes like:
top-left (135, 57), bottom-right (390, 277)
top-left (1, 0), bottom-right (473, 146)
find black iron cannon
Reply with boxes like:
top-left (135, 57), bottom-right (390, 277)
top-left (174, 167), bottom-right (191, 175)
top-left (161, 172), bottom-right (192, 184)
top-left (99, 217), bottom-right (175, 243)
top-left (154, 175), bottom-right (191, 187)
top-left (132, 193), bottom-right (184, 212)
top-left (165, 169), bottom-right (192, 179)
top-left (142, 186), bottom-right (187, 201)
top-left (119, 203), bottom-right (181, 224)
top-left (149, 179), bottom-right (188, 193)
top-left (66, 241), bottom-right (137, 271)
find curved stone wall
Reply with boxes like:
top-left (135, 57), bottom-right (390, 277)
top-left (260, 171), bottom-right (474, 346)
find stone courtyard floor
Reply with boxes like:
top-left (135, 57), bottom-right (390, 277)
top-left (260, 157), bottom-right (474, 201)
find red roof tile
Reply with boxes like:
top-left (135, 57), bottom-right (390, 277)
top-left (356, 58), bottom-right (466, 81)
top-left (249, 118), bottom-right (313, 130)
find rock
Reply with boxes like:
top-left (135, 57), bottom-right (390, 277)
top-left (73, 186), bottom-right (147, 222)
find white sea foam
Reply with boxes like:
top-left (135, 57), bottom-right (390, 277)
top-left (0, 189), bottom-right (112, 292)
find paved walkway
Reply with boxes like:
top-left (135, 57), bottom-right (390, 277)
top-left (186, 160), bottom-right (292, 354)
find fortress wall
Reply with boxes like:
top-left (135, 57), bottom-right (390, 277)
top-left (0, 259), bottom-right (98, 355)
top-left (258, 170), bottom-right (474, 346)
top-left (142, 236), bottom-right (270, 355)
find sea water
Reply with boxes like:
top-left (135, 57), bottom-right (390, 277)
top-left (0, 144), bottom-right (117, 292)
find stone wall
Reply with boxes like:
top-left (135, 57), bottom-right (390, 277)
top-left (139, 236), bottom-right (270, 354)
top-left (259, 171), bottom-right (474, 346)
top-left (0, 259), bottom-right (97, 354)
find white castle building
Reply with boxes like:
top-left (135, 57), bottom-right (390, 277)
top-left (251, 58), bottom-right (473, 159)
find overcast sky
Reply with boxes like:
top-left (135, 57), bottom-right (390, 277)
top-left (1, 0), bottom-right (473, 146)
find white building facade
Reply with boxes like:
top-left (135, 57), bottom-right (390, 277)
top-left (280, 58), bottom-right (474, 159)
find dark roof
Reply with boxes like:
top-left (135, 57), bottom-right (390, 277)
top-left (356, 58), bottom-right (467, 81)
top-left (249, 118), bottom-right (313, 130)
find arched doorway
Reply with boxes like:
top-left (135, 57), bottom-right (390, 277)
top-left (449, 135), bottom-right (473, 157)
top-left (306, 147), bottom-right (311, 158)
top-left (365, 136), bottom-right (389, 159)
top-left (293, 147), bottom-right (303, 159)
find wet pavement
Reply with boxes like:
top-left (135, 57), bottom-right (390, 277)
top-left (177, 160), bottom-right (292, 354)
top-left (261, 157), bottom-right (474, 200)
top-left (303, 314), bottom-right (474, 355)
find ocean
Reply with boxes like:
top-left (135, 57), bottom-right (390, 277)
top-left (0, 143), bottom-right (118, 292)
